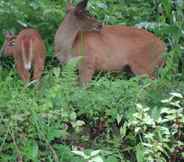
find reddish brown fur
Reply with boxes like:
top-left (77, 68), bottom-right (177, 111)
top-left (74, 26), bottom-right (165, 83)
top-left (3, 28), bottom-right (46, 82)
top-left (55, 0), bottom-right (166, 85)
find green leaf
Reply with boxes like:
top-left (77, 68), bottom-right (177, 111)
top-left (22, 140), bottom-right (38, 161)
top-left (136, 143), bottom-right (145, 162)
top-left (72, 150), bottom-right (89, 159)
top-left (90, 150), bottom-right (101, 157)
top-left (90, 156), bottom-right (103, 162)
top-left (116, 114), bottom-right (123, 125)
top-left (105, 156), bottom-right (119, 162)
top-left (47, 127), bottom-right (62, 142)
top-left (120, 122), bottom-right (127, 138)
top-left (170, 92), bottom-right (183, 98)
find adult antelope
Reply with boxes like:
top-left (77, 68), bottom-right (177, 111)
top-left (55, 0), bottom-right (166, 85)
top-left (0, 29), bottom-right (46, 82)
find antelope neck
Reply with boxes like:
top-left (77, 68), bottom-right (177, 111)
top-left (56, 13), bottom-right (80, 55)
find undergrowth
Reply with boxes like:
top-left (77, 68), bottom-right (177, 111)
top-left (0, 58), bottom-right (184, 162)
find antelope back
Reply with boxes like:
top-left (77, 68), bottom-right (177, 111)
top-left (55, 1), bottom-right (166, 85)
top-left (2, 28), bottom-right (46, 82)
top-left (72, 25), bottom-right (166, 83)
top-left (15, 29), bottom-right (46, 70)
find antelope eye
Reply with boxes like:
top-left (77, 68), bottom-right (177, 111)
top-left (85, 10), bottom-right (90, 16)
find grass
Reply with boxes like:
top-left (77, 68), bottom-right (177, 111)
top-left (0, 59), bottom-right (183, 161)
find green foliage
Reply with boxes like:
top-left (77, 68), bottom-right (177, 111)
top-left (128, 93), bottom-right (184, 162)
top-left (0, 0), bottom-right (184, 162)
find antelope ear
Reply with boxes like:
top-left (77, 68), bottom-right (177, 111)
top-left (74, 0), bottom-right (88, 16)
top-left (76, 0), bottom-right (88, 9)
top-left (10, 31), bottom-right (15, 36)
top-left (4, 31), bottom-right (15, 38)
top-left (4, 31), bottom-right (11, 38)
top-left (66, 0), bottom-right (74, 13)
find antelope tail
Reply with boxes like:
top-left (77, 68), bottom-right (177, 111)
top-left (21, 39), bottom-right (33, 70)
top-left (29, 39), bottom-right (33, 69)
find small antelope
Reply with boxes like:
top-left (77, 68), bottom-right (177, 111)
top-left (0, 29), bottom-right (46, 82)
top-left (55, 0), bottom-right (166, 85)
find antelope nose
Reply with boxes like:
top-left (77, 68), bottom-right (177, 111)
top-left (97, 24), bottom-right (103, 31)
top-left (99, 24), bottom-right (103, 29)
